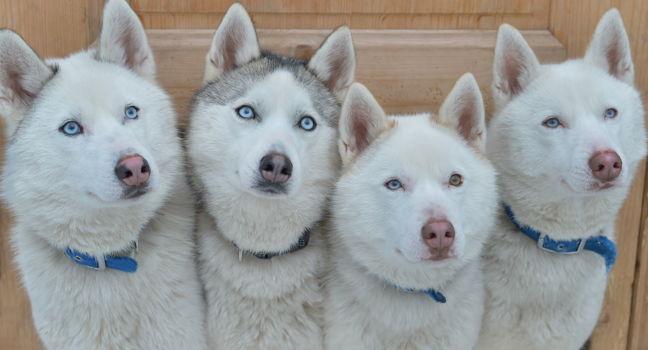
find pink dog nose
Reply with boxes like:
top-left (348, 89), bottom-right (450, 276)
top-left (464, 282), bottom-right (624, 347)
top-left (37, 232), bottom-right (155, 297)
top-left (589, 150), bottom-right (622, 182)
top-left (115, 155), bottom-right (150, 187)
top-left (421, 219), bottom-right (455, 260)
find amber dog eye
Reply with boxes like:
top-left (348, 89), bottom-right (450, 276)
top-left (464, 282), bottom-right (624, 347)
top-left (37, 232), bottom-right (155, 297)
top-left (449, 173), bottom-right (463, 187)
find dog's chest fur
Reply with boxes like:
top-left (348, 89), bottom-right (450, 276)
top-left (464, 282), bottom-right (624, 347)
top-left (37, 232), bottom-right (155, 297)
top-left (478, 213), bottom-right (608, 350)
top-left (197, 211), bottom-right (326, 350)
top-left (325, 250), bottom-right (484, 350)
top-left (12, 180), bottom-right (206, 350)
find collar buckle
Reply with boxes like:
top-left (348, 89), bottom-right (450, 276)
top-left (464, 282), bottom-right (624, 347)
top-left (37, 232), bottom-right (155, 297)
top-left (93, 255), bottom-right (107, 270)
top-left (574, 238), bottom-right (587, 254)
top-left (537, 233), bottom-right (586, 255)
top-left (505, 203), bottom-right (616, 270)
top-left (537, 233), bottom-right (547, 251)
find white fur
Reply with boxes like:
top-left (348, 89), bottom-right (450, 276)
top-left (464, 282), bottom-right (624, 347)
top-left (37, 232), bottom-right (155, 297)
top-left (325, 78), bottom-right (498, 350)
top-left (478, 9), bottom-right (647, 350)
top-left (0, 1), bottom-right (206, 348)
top-left (189, 4), bottom-right (355, 349)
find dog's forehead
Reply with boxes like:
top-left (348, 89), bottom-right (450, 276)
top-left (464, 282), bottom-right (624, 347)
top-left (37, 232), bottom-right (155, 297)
top-left (14, 54), bottom-right (154, 135)
top-left (373, 116), bottom-right (475, 176)
top-left (246, 70), bottom-right (314, 110)
top-left (43, 56), bottom-right (147, 106)
top-left (196, 54), bottom-right (339, 127)
top-left (532, 61), bottom-right (638, 112)
top-left (387, 116), bottom-right (457, 153)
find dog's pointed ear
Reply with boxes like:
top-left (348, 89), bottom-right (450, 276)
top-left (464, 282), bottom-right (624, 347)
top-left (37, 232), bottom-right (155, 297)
top-left (492, 24), bottom-right (540, 110)
top-left (585, 8), bottom-right (634, 84)
top-left (339, 83), bottom-right (387, 165)
top-left (438, 73), bottom-right (486, 152)
top-left (204, 3), bottom-right (260, 83)
top-left (97, 0), bottom-right (155, 80)
top-left (0, 30), bottom-right (53, 136)
top-left (308, 26), bottom-right (356, 98)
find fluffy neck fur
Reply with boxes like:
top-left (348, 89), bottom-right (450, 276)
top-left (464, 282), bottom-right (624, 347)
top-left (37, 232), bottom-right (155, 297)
top-left (198, 176), bottom-right (332, 253)
top-left (10, 172), bottom-right (179, 256)
top-left (498, 171), bottom-right (627, 240)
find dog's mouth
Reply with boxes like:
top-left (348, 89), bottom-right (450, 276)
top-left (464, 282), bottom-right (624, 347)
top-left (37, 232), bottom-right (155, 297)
top-left (252, 181), bottom-right (288, 196)
top-left (122, 186), bottom-right (150, 199)
top-left (589, 182), bottom-right (615, 191)
top-left (395, 248), bottom-right (456, 263)
top-left (562, 178), bottom-right (617, 193)
top-left (86, 186), bottom-right (151, 204)
top-left (420, 249), bottom-right (456, 262)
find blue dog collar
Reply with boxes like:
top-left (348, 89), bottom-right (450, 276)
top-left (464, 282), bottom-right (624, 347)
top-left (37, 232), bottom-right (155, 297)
top-left (503, 204), bottom-right (617, 271)
top-left (64, 241), bottom-right (138, 273)
top-left (400, 287), bottom-right (447, 303)
top-left (389, 283), bottom-right (446, 303)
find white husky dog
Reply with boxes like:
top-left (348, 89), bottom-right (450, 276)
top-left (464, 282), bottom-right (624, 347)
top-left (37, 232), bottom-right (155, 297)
top-left (324, 75), bottom-right (497, 350)
top-left (0, 1), bottom-right (206, 349)
top-left (187, 4), bottom-right (355, 350)
top-left (478, 9), bottom-right (647, 350)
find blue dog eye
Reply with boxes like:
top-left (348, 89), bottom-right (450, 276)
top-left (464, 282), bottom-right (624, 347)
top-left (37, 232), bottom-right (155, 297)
top-left (125, 105), bottom-right (139, 120)
top-left (542, 117), bottom-right (562, 129)
top-left (385, 179), bottom-right (403, 191)
top-left (60, 121), bottom-right (83, 136)
top-left (236, 105), bottom-right (256, 119)
top-left (604, 108), bottom-right (618, 119)
top-left (298, 116), bottom-right (316, 131)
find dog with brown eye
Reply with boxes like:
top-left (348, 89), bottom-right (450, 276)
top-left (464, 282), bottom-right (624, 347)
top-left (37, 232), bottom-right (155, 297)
top-left (324, 74), bottom-right (497, 350)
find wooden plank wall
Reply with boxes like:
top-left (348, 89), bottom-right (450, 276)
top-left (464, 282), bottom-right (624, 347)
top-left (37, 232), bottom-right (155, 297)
top-left (0, 1), bottom-right (645, 349)
top-left (131, 0), bottom-right (552, 30)
top-left (633, 177), bottom-right (648, 350)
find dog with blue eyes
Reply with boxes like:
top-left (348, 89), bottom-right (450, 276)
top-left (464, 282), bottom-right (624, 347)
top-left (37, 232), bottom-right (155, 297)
top-left (324, 75), bottom-right (497, 350)
top-left (0, 1), bottom-right (206, 348)
top-left (186, 4), bottom-right (355, 350)
top-left (478, 9), bottom-right (647, 350)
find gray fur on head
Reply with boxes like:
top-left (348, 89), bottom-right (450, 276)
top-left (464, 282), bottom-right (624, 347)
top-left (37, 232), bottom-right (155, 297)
top-left (195, 51), bottom-right (341, 128)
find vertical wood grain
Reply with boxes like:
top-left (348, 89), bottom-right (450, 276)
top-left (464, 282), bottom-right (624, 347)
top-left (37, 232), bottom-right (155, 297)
top-left (629, 168), bottom-right (648, 350)
top-left (549, 1), bottom-right (648, 349)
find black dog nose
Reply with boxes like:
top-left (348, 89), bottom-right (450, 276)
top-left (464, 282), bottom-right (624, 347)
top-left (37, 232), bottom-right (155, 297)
top-left (259, 153), bottom-right (292, 183)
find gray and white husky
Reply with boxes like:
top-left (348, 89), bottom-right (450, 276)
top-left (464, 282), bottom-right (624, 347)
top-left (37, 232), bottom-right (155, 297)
top-left (325, 75), bottom-right (497, 349)
top-left (187, 4), bottom-right (355, 349)
top-left (478, 9), bottom-right (647, 350)
top-left (0, 1), bottom-right (206, 349)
